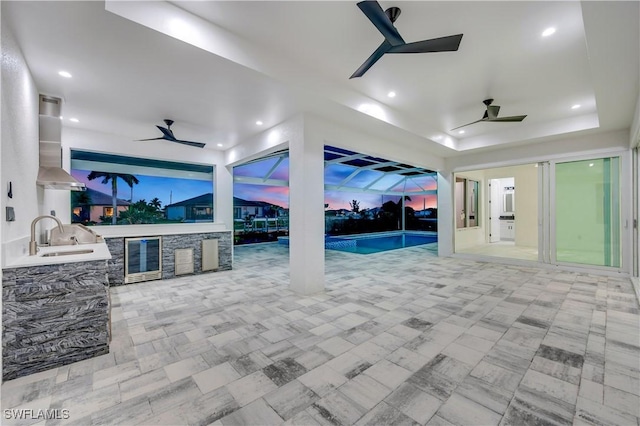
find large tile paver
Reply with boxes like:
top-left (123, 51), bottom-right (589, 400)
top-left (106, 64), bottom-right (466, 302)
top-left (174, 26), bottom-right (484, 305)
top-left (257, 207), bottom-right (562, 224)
top-left (3, 243), bottom-right (638, 426)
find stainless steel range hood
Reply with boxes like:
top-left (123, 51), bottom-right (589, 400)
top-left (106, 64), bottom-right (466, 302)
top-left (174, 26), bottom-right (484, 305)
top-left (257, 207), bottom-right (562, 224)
top-left (37, 95), bottom-right (85, 191)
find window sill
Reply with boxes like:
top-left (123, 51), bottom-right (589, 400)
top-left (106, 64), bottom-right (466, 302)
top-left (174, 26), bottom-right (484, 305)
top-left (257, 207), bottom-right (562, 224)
top-left (98, 222), bottom-right (230, 238)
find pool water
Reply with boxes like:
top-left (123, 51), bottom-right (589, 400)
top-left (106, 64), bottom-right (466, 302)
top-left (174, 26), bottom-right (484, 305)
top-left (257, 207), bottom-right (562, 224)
top-left (326, 233), bottom-right (438, 254)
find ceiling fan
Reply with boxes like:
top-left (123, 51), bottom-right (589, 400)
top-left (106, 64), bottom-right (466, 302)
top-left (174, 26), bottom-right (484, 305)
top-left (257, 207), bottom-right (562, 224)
top-left (351, 0), bottom-right (463, 79)
top-left (136, 119), bottom-right (206, 148)
top-left (452, 99), bottom-right (527, 131)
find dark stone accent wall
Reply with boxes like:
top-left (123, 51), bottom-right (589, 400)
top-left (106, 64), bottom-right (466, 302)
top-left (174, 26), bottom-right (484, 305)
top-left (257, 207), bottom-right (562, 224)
top-left (105, 237), bottom-right (125, 286)
top-left (2, 260), bottom-right (109, 381)
top-left (105, 231), bottom-right (232, 286)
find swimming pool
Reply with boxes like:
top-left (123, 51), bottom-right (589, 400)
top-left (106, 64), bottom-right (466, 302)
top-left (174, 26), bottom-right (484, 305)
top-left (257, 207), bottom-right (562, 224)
top-left (277, 232), bottom-right (437, 254)
top-left (326, 232), bottom-right (437, 254)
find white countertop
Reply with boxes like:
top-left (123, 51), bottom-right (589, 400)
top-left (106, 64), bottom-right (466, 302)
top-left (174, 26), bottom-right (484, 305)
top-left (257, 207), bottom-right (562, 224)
top-left (5, 242), bottom-right (112, 269)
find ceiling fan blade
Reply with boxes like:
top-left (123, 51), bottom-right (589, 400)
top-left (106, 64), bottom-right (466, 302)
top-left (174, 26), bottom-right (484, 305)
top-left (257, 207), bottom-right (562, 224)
top-left (156, 125), bottom-right (176, 140)
top-left (451, 119), bottom-right (485, 131)
top-left (487, 105), bottom-right (500, 120)
top-left (388, 34), bottom-right (463, 54)
top-left (488, 115), bottom-right (527, 122)
top-left (357, 1), bottom-right (404, 46)
top-left (350, 40), bottom-right (392, 78)
top-left (136, 137), bottom-right (165, 141)
top-left (174, 139), bottom-right (206, 148)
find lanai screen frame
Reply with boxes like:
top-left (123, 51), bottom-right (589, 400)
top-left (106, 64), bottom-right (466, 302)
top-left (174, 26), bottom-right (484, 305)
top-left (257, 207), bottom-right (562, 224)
top-left (231, 145), bottom-right (438, 231)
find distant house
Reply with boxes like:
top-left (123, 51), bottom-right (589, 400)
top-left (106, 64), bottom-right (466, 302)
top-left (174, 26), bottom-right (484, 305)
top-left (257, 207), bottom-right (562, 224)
top-left (361, 207), bottom-right (381, 219)
top-left (72, 187), bottom-right (130, 223)
top-left (325, 209), bottom-right (352, 217)
top-left (165, 193), bottom-right (213, 222)
top-left (415, 208), bottom-right (437, 218)
top-left (233, 197), bottom-right (283, 219)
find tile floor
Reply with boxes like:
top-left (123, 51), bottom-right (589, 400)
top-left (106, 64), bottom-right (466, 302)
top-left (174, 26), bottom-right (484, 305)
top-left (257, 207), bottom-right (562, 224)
top-left (455, 241), bottom-right (539, 262)
top-left (2, 243), bottom-right (639, 426)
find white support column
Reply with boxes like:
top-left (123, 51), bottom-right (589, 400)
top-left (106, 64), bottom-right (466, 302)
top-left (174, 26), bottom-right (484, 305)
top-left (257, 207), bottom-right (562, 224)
top-left (437, 172), bottom-right (454, 256)
top-left (288, 120), bottom-right (325, 295)
top-left (216, 164), bottom-right (234, 230)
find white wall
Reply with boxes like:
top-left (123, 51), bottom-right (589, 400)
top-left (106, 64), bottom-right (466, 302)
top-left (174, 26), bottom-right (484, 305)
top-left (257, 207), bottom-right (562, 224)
top-left (447, 129), bottom-right (630, 171)
top-left (304, 115), bottom-right (446, 172)
top-left (225, 115), bottom-right (300, 167)
top-left (226, 113), bottom-right (446, 173)
top-left (1, 19), bottom-right (42, 262)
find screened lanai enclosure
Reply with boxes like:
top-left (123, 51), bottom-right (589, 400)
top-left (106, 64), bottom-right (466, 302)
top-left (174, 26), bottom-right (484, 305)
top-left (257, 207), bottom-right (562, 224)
top-left (232, 145), bottom-right (438, 251)
top-left (323, 145), bottom-right (437, 236)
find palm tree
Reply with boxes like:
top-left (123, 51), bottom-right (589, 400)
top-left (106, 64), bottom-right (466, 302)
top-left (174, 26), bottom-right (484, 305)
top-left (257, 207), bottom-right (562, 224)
top-left (149, 197), bottom-right (162, 211)
top-left (87, 171), bottom-right (139, 224)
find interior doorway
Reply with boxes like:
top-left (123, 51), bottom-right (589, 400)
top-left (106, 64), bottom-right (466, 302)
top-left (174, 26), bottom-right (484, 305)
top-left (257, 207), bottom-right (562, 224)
top-left (455, 164), bottom-right (538, 261)
top-left (489, 177), bottom-right (515, 244)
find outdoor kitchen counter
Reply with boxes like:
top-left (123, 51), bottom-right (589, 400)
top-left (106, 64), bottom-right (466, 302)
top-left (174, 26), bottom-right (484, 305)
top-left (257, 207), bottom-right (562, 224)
top-left (4, 241), bottom-right (111, 268)
top-left (2, 247), bottom-right (111, 381)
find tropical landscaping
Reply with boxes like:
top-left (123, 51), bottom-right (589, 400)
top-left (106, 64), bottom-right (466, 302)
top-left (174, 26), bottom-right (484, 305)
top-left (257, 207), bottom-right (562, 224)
top-left (71, 170), bottom-right (213, 225)
top-left (325, 196), bottom-right (438, 236)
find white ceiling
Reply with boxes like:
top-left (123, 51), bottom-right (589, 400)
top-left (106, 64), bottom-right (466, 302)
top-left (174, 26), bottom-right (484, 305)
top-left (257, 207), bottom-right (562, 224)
top-left (3, 1), bottom-right (639, 157)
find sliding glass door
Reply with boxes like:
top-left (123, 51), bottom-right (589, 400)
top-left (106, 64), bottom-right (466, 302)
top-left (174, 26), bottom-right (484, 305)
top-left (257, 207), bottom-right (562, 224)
top-left (552, 157), bottom-right (621, 268)
top-left (452, 154), bottom-right (627, 271)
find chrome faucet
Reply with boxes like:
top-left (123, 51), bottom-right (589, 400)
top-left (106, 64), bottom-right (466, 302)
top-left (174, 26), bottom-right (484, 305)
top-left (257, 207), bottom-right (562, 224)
top-left (29, 215), bottom-right (64, 255)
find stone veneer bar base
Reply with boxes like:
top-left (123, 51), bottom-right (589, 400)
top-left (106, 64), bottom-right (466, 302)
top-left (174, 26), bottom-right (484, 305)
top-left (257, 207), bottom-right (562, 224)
top-left (2, 260), bottom-right (110, 381)
top-left (105, 231), bottom-right (232, 286)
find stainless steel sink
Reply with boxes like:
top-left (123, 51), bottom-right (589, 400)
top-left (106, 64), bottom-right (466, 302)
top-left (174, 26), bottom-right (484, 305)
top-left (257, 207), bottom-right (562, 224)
top-left (49, 224), bottom-right (103, 246)
top-left (40, 249), bottom-right (94, 257)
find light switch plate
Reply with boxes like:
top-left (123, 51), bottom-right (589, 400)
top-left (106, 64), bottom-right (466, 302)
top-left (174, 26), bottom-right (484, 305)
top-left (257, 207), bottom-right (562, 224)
top-left (6, 206), bottom-right (15, 221)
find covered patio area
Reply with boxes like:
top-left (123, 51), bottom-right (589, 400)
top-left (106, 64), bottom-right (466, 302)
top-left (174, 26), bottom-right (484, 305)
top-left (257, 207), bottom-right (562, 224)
top-left (2, 244), bottom-right (638, 425)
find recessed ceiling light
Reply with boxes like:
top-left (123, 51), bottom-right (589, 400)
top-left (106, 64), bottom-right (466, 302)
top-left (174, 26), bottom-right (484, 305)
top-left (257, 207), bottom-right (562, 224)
top-left (256, 120), bottom-right (263, 126)
top-left (58, 71), bottom-right (72, 78)
top-left (458, 130), bottom-right (465, 134)
top-left (217, 143), bottom-right (223, 147)
top-left (571, 104), bottom-right (581, 109)
top-left (387, 91), bottom-right (396, 98)
top-left (542, 27), bottom-right (556, 37)
top-left (69, 118), bottom-right (79, 123)
top-left (589, 163), bottom-right (594, 167)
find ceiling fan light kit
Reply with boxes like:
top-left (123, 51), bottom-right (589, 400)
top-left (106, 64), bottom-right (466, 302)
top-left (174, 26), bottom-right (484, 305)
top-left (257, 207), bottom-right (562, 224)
top-left (136, 119), bottom-right (206, 148)
top-left (351, 0), bottom-right (463, 78)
